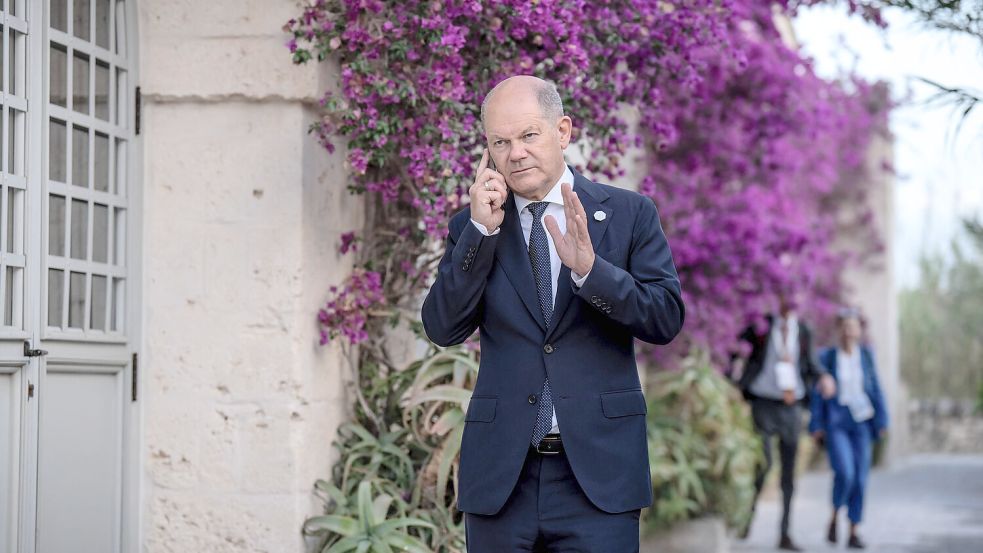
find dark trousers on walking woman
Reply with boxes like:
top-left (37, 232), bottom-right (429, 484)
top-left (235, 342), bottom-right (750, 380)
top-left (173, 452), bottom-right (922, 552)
top-left (750, 398), bottom-right (801, 537)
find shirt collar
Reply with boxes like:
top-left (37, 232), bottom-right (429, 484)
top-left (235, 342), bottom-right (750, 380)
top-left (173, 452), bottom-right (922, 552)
top-left (772, 314), bottom-right (798, 330)
top-left (514, 165), bottom-right (574, 214)
top-left (775, 314), bottom-right (797, 327)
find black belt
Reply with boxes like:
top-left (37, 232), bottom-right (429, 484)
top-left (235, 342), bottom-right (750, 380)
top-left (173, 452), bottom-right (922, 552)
top-left (532, 433), bottom-right (563, 455)
top-left (750, 394), bottom-right (800, 406)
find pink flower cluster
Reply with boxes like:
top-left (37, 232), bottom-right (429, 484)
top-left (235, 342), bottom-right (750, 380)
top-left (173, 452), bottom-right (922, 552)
top-left (287, 1), bottom-right (890, 361)
top-left (317, 269), bottom-right (385, 345)
top-left (638, 2), bottom-right (890, 363)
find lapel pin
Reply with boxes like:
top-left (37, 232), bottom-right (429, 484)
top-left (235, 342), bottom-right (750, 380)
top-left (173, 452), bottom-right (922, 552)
top-left (593, 210), bottom-right (606, 222)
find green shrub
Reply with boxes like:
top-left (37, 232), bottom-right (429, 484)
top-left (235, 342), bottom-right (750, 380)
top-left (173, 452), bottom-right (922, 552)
top-left (308, 346), bottom-right (762, 550)
top-left (305, 344), bottom-right (475, 553)
top-left (644, 350), bottom-right (762, 533)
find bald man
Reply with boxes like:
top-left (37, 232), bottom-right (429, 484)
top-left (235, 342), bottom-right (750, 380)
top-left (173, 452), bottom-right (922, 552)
top-left (422, 76), bottom-right (685, 552)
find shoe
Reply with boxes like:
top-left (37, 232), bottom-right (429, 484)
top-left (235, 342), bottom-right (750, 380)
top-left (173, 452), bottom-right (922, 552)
top-left (827, 518), bottom-right (837, 543)
top-left (738, 506), bottom-right (756, 540)
top-left (848, 535), bottom-right (866, 549)
top-left (778, 534), bottom-right (803, 551)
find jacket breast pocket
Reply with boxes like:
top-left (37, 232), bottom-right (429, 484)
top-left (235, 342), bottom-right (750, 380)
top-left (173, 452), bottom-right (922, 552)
top-left (465, 396), bottom-right (497, 423)
top-left (600, 389), bottom-right (647, 418)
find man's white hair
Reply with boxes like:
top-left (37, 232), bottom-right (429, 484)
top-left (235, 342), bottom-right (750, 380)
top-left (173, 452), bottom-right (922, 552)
top-left (480, 77), bottom-right (565, 127)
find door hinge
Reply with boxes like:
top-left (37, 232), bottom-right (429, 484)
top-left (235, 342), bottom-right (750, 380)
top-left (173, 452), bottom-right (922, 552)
top-left (24, 341), bottom-right (48, 357)
top-left (131, 352), bottom-right (138, 402)
top-left (27, 380), bottom-right (34, 399)
top-left (135, 86), bottom-right (142, 135)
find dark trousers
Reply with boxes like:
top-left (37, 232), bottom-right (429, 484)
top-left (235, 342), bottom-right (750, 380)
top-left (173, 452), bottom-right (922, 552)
top-left (463, 445), bottom-right (641, 552)
top-left (750, 398), bottom-right (801, 537)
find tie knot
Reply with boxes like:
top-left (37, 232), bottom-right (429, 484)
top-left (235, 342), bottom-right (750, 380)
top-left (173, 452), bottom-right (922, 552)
top-left (527, 201), bottom-right (548, 220)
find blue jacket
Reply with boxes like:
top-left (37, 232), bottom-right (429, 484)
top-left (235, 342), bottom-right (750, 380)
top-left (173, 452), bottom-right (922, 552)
top-left (421, 165), bottom-right (685, 515)
top-left (809, 345), bottom-right (889, 439)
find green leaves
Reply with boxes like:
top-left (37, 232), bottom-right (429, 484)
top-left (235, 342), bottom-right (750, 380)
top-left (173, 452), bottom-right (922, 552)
top-left (305, 345), bottom-right (476, 552)
top-left (305, 482), bottom-right (435, 553)
top-left (644, 349), bottom-right (763, 533)
top-left (901, 217), bottom-right (983, 401)
top-left (401, 346), bottom-right (479, 512)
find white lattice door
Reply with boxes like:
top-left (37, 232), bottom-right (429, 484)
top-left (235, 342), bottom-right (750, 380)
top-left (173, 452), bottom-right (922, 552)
top-left (1, 0), bottom-right (139, 551)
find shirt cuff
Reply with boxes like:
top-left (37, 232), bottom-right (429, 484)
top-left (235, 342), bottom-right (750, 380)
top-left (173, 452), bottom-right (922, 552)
top-left (470, 219), bottom-right (501, 236)
top-left (571, 269), bottom-right (591, 288)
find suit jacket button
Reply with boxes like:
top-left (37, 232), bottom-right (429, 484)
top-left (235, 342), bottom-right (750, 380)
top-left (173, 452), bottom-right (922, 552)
top-left (543, 344), bottom-right (554, 354)
top-left (528, 394), bottom-right (537, 404)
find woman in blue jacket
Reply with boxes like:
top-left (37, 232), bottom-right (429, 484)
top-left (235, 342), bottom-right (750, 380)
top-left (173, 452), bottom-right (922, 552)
top-left (810, 308), bottom-right (888, 549)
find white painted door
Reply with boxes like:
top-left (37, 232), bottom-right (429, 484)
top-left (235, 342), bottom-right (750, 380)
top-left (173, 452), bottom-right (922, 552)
top-left (1, 0), bottom-right (139, 551)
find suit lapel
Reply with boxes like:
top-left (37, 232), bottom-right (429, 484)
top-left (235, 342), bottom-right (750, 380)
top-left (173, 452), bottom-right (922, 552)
top-left (827, 348), bottom-right (839, 380)
top-left (496, 191), bottom-right (548, 333)
top-left (545, 168), bottom-right (612, 342)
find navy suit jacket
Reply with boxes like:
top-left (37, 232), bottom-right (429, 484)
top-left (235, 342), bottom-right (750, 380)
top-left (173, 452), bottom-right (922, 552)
top-left (421, 165), bottom-right (685, 515)
top-left (809, 345), bottom-right (889, 439)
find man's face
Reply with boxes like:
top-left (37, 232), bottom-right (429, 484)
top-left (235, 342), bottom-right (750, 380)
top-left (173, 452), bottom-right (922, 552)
top-left (483, 87), bottom-right (571, 201)
top-left (778, 291), bottom-right (801, 317)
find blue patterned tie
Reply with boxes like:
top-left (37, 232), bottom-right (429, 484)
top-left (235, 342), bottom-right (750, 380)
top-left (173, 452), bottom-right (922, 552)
top-left (527, 202), bottom-right (555, 446)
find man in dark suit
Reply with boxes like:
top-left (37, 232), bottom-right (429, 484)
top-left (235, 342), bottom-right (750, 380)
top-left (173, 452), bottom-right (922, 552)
top-left (421, 75), bottom-right (685, 552)
top-left (732, 296), bottom-right (836, 551)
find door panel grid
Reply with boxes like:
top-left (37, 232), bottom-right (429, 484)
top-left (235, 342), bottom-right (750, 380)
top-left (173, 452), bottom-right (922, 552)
top-left (2, 0), bottom-right (28, 334)
top-left (2, 0), bottom-right (138, 551)
top-left (44, 0), bottom-right (129, 340)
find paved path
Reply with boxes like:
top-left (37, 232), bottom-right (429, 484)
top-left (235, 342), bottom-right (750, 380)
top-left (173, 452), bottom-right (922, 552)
top-left (731, 454), bottom-right (983, 553)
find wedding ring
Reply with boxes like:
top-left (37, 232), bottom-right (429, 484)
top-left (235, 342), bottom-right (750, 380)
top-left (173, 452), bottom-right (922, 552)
top-left (484, 182), bottom-right (491, 191)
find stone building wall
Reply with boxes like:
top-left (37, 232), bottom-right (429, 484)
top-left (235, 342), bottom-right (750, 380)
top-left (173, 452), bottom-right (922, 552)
top-left (837, 133), bottom-right (907, 461)
top-left (138, 1), bottom-right (358, 550)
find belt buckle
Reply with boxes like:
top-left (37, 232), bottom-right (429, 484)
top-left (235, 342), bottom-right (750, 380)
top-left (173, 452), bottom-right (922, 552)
top-left (536, 435), bottom-right (561, 456)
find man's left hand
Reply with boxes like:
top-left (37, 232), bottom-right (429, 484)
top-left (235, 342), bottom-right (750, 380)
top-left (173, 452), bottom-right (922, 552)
top-left (544, 183), bottom-right (595, 276)
top-left (782, 390), bottom-right (796, 406)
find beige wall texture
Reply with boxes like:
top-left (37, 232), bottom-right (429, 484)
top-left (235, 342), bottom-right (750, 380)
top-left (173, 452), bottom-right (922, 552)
top-left (138, 1), bottom-right (359, 550)
top-left (839, 133), bottom-right (906, 460)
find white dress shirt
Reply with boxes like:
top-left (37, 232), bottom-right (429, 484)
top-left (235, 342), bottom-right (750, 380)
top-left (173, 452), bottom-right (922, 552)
top-left (471, 165), bottom-right (589, 434)
top-left (749, 315), bottom-right (806, 400)
top-left (836, 346), bottom-right (874, 422)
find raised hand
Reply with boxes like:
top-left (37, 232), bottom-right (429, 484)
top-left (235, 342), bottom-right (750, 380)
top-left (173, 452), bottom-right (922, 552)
top-left (469, 149), bottom-right (508, 233)
top-left (543, 183), bottom-right (595, 277)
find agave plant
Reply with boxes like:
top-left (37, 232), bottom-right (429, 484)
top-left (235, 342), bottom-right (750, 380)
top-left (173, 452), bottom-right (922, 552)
top-left (400, 345), bottom-right (479, 511)
top-left (644, 349), bottom-right (762, 532)
top-left (304, 480), bottom-right (435, 553)
top-left (409, 502), bottom-right (466, 553)
top-left (334, 422), bottom-right (417, 501)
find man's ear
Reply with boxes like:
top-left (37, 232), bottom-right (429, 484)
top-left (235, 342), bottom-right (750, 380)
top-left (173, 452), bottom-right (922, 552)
top-left (557, 116), bottom-right (573, 149)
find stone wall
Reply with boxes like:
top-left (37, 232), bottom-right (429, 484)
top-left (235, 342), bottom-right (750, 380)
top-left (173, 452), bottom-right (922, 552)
top-left (907, 399), bottom-right (983, 454)
top-left (138, 1), bottom-right (359, 550)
